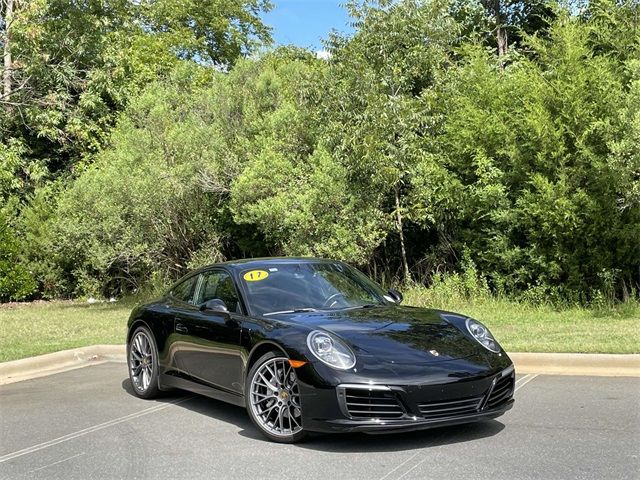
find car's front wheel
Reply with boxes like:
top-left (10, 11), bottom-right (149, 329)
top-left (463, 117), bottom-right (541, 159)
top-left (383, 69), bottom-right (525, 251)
top-left (246, 352), bottom-right (306, 443)
top-left (128, 326), bottom-right (160, 399)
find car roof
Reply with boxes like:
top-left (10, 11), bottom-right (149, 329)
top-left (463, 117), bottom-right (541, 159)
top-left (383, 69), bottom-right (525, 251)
top-left (196, 257), bottom-right (339, 274)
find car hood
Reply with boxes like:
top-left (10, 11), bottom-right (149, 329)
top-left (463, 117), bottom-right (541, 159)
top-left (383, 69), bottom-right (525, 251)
top-left (280, 306), bottom-right (485, 365)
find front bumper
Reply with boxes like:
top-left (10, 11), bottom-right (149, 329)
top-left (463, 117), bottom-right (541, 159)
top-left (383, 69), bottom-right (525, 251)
top-left (309, 401), bottom-right (513, 434)
top-left (298, 364), bottom-right (515, 434)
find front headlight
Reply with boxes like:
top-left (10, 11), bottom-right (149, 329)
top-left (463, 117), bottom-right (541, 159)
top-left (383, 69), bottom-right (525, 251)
top-left (306, 330), bottom-right (356, 370)
top-left (466, 318), bottom-right (501, 353)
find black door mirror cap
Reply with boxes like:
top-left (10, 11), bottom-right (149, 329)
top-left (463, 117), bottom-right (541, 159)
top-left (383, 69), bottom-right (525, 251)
top-left (387, 288), bottom-right (403, 304)
top-left (200, 298), bottom-right (229, 313)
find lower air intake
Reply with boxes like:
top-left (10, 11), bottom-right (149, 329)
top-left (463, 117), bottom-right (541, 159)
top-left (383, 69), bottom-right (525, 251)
top-left (343, 388), bottom-right (404, 419)
top-left (418, 396), bottom-right (484, 419)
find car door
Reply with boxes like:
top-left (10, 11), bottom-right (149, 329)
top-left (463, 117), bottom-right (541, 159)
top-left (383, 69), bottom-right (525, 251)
top-left (174, 269), bottom-right (244, 394)
top-left (163, 274), bottom-right (201, 372)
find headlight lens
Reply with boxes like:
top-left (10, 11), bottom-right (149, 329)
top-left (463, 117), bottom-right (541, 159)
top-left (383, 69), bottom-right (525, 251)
top-left (466, 318), bottom-right (500, 353)
top-left (306, 330), bottom-right (356, 370)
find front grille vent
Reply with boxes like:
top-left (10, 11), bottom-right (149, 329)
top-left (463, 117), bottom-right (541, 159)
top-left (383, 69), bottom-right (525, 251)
top-left (418, 395), bottom-right (483, 419)
top-left (344, 388), bottom-right (404, 419)
top-left (487, 372), bottom-right (515, 408)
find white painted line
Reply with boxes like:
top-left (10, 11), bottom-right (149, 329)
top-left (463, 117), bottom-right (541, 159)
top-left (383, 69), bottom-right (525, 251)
top-left (515, 373), bottom-right (531, 386)
top-left (0, 396), bottom-right (193, 464)
top-left (25, 452), bottom-right (86, 474)
top-left (515, 374), bottom-right (538, 392)
top-left (396, 457), bottom-right (428, 479)
top-left (377, 451), bottom-right (421, 480)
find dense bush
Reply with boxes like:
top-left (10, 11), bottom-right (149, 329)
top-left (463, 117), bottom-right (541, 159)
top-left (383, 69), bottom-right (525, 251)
top-left (429, 16), bottom-right (640, 298)
top-left (0, 210), bottom-right (36, 301)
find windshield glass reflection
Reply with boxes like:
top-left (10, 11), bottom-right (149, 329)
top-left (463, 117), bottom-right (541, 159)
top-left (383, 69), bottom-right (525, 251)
top-left (241, 262), bottom-right (389, 316)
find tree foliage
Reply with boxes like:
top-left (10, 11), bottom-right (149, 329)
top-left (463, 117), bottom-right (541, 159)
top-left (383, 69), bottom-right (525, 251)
top-left (0, 0), bottom-right (271, 195)
top-left (2, 0), bottom-right (639, 302)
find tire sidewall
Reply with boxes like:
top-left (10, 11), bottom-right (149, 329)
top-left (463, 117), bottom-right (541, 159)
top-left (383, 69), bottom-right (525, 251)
top-left (245, 351), bottom-right (307, 443)
top-left (127, 325), bottom-right (160, 399)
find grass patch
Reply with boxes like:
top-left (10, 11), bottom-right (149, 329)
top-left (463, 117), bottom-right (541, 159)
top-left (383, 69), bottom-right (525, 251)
top-left (0, 301), bottom-right (130, 362)
top-left (1, 287), bottom-right (639, 362)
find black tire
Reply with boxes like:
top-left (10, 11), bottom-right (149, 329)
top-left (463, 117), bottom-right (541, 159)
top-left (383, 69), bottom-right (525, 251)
top-left (245, 351), bottom-right (307, 443)
top-left (127, 326), bottom-right (160, 399)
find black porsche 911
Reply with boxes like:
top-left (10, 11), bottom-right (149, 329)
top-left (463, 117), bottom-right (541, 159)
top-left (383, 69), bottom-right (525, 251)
top-left (126, 257), bottom-right (514, 442)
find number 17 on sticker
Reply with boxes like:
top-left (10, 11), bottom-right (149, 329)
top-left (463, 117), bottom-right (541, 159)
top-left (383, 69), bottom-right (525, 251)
top-left (243, 270), bottom-right (269, 282)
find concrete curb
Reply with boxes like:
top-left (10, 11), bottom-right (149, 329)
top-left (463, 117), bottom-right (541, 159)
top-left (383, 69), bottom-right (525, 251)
top-left (508, 352), bottom-right (640, 377)
top-left (1, 346), bottom-right (638, 385)
top-left (0, 345), bottom-right (126, 385)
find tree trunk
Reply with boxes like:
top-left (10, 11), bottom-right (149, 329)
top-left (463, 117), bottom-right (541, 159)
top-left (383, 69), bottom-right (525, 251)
top-left (394, 186), bottom-right (411, 284)
top-left (2, 0), bottom-right (13, 102)
top-left (495, 0), bottom-right (508, 58)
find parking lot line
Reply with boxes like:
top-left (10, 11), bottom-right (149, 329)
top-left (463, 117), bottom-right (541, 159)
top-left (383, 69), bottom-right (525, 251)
top-left (396, 457), bottom-right (429, 480)
top-left (514, 374), bottom-right (538, 393)
top-left (377, 451), bottom-right (422, 480)
top-left (25, 452), bottom-right (86, 474)
top-left (0, 396), bottom-right (193, 464)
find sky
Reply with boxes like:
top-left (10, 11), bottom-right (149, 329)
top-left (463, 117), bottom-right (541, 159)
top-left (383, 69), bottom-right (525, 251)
top-left (261, 0), bottom-right (355, 52)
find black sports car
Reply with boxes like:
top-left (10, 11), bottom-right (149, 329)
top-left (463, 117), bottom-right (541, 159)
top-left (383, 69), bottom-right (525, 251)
top-left (126, 257), bottom-right (514, 442)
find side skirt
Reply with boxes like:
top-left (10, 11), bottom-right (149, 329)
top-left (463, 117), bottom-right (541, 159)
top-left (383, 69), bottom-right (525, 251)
top-left (159, 373), bottom-right (246, 408)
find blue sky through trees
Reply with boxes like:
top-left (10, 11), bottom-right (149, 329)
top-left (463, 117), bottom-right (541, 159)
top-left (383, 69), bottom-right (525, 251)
top-left (262, 0), bottom-right (354, 51)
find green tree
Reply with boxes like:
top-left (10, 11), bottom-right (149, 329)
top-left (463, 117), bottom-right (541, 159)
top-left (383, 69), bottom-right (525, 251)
top-left (431, 7), bottom-right (640, 296)
top-left (43, 71), bottom-right (225, 296)
top-left (318, 0), bottom-right (460, 281)
top-left (0, 0), bottom-right (272, 202)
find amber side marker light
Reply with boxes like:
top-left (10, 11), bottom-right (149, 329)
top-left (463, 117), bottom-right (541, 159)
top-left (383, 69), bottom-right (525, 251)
top-left (288, 359), bottom-right (307, 368)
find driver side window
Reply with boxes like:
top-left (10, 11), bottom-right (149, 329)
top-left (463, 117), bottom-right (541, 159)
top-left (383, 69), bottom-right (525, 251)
top-left (170, 275), bottom-right (199, 304)
top-left (195, 270), bottom-right (240, 313)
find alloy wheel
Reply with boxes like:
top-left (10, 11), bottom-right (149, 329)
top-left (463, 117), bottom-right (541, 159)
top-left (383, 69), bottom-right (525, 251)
top-left (129, 331), bottom-right (154, 392)
top-left (249, 357), bottom-right (303, 437)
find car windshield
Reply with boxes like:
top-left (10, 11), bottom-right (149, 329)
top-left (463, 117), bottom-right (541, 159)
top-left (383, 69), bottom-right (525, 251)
top-left (240, 262), bottom-right (390, 316)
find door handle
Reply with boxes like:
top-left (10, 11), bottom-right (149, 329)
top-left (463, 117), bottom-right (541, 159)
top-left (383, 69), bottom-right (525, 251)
top-left (175, 322), bottom-right (188, 334)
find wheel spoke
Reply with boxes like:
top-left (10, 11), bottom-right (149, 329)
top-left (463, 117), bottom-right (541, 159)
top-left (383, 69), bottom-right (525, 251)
top-left (263, 401), bottom-right (279, 414)
top-left (289, 407), bottom-right (300, 429)
top-left (133, 336), bottom-right (141, 356)
top-left (264, 364), bottom-right (279, 385)
top-left (277, 406), bottom-right (284, 432)
top-left (258, 372), bottom-right (278, 392)
top-left (253, 379), bottom-right (272, 391)
top-left (251, 392), bottom-right (271, 402)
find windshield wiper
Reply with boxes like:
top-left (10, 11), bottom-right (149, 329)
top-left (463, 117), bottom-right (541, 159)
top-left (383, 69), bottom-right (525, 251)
top-left (342, 303), bottom-right (380, 310)
top-left (338, 303), bottom-right (381, 312)
top-left (263, 308), bottom-right (318, 316)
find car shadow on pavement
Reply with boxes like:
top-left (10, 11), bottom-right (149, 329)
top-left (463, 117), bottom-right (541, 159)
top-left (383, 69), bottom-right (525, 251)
top-left (122, 378), bottom-right (506, 451)
top-left (297, 421), bottom-right (505, 453)
top-left (121, 378), bottom-right (261, 436)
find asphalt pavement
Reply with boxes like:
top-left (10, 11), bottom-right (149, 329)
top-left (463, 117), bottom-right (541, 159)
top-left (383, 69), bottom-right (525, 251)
top-left (1, 362), bottom-right (638, 480)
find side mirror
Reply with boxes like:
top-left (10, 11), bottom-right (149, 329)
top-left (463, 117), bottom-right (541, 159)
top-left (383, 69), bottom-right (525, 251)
top-left (200, 298), bottom-right (229, 314)
top-left (387, 289), bottom-right (403, 304)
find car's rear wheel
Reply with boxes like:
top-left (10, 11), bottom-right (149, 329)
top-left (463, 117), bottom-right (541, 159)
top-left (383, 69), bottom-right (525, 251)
top-left (128, 326), bottom-right (160, 399)
top-left (246, 352), bottom-right (306, 443)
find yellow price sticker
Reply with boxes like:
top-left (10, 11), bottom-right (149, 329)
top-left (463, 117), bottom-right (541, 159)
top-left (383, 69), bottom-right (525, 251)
top-left (243, 270), bottom-right (269, 282)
